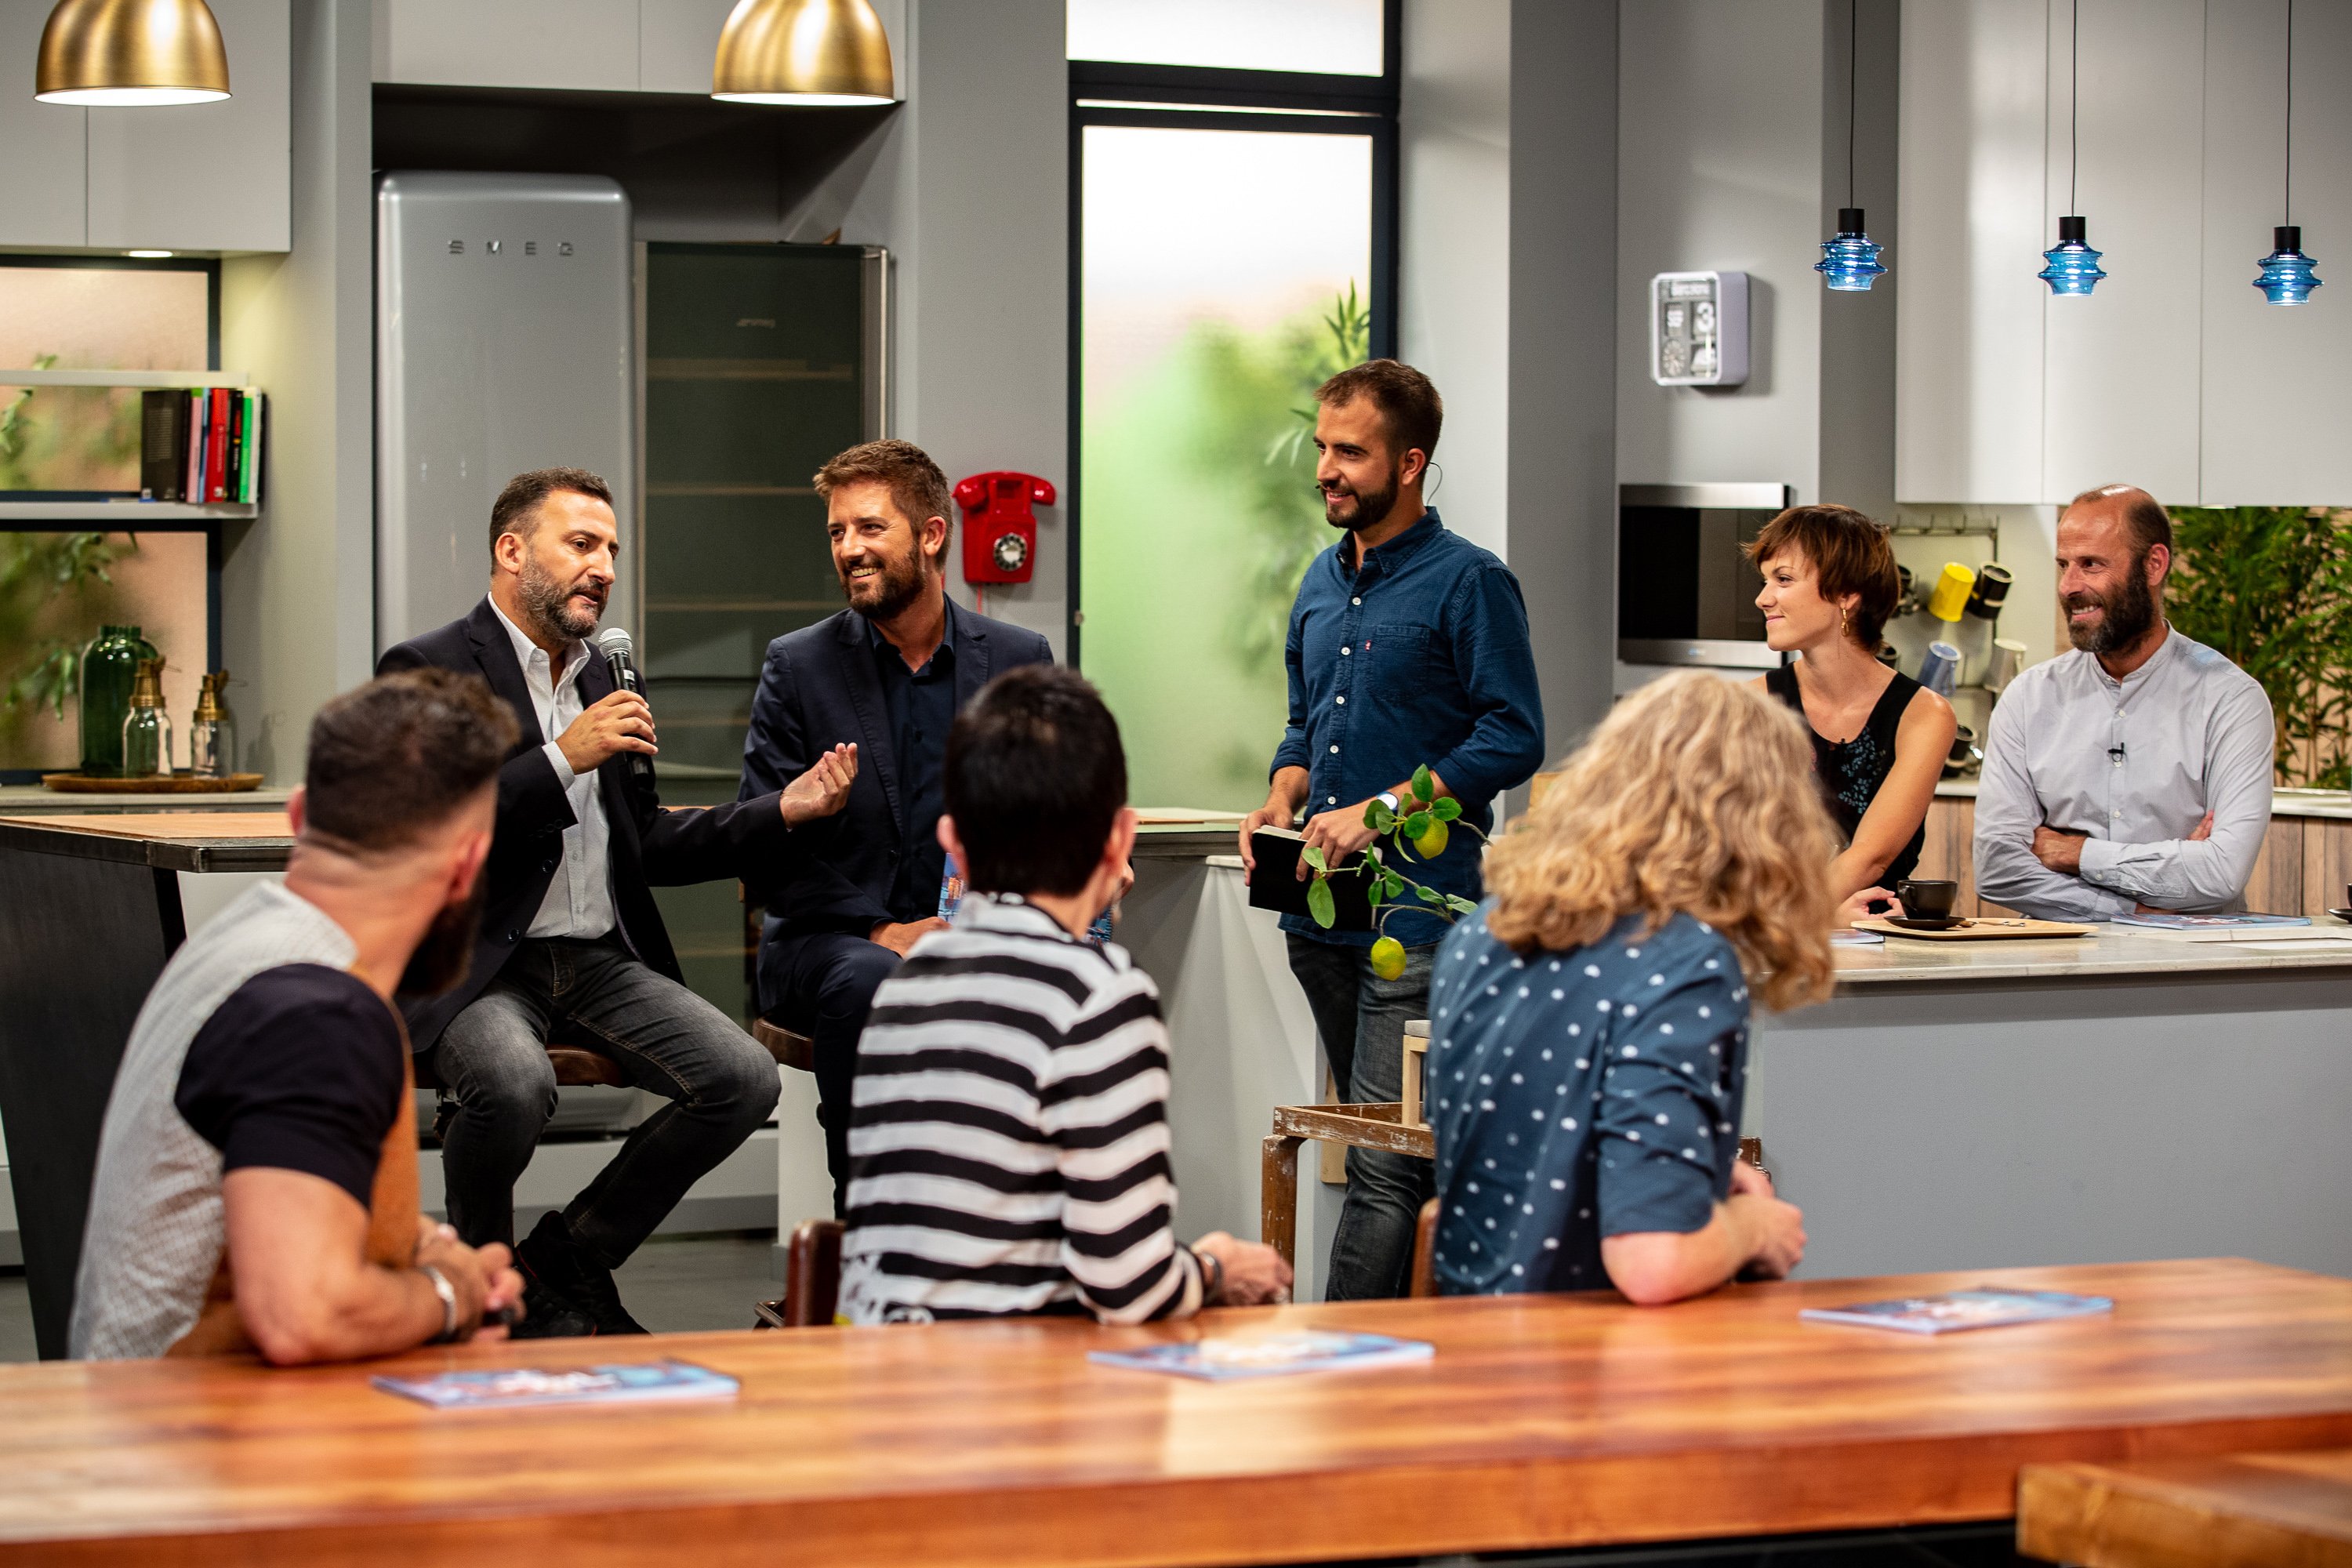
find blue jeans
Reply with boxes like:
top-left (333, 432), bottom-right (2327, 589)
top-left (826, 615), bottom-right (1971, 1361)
top-left (757, 927), bottom-right (903, 1217)
top-left (1284, 934), bottom-right (1437, 1301)
top-left (430, 936), bottom-right (781, 1267)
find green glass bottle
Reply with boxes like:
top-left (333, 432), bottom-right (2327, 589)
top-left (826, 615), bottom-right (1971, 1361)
top-left (78, 624), bottom-right (160, 777)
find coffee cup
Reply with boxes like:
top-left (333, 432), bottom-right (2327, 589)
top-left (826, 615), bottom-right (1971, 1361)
top-left (1895, 878), bottom-right (1960, 920)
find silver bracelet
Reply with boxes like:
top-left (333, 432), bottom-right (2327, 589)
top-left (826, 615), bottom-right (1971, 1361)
top-left (418, 1264), bottom-right (460, 1344)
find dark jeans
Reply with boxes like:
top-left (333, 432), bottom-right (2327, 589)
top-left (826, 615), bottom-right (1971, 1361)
top-left (430, 935), bottom-right (781, 1268)
top-left (1285, 933), bottom-right (1438, 1301)
top-left (757, 927), bottom-right (902, 1216)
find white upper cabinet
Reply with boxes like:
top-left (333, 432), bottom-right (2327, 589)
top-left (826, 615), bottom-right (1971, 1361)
top-left (85, 0), bottom-right (290, 253)
top-left (637, 0), bottom-right (746, 95)
top-left (0, 0), bottom-right (288, 253)
top-left (1901, 0), bottom-right (2352, 507)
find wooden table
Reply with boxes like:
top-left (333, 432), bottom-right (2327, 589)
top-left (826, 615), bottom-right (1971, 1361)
top-left (7, 1258), bottom-right (2352, 1566)
top-left (0, 812), bottom-right (296, 1358)
top-left (2020, 1445), bottom-right (2352, 1566)
top-left (1260, 1102), bottom-right (1432, 1269)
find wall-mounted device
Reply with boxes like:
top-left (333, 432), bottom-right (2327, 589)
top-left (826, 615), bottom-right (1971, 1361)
top-left (955, 470), bottom-right (1054, 585)
top-left (1650, 270), bottom-right (1749, 387)
top-left (1617, 482), bottom-right (1793, 669)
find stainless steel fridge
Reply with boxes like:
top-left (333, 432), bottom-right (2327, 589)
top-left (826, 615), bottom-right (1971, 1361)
top-left (375, 170), bottom-right (637, 653)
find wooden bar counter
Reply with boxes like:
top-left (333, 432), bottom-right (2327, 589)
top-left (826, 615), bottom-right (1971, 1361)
top-left (4, 1258), bottom-right (2351, 1566)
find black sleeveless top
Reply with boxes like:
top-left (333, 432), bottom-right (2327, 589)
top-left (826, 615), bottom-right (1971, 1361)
top-left (1765, 662), bottom-right (1926, 885)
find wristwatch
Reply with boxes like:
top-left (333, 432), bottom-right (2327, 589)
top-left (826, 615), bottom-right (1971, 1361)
top-left (418, 1263), bottom-right (462, 1345)
top-left (1375, 790), bottom-right (1401, 815)
top-left (1196, 1247), bottom-right (1226, 1305)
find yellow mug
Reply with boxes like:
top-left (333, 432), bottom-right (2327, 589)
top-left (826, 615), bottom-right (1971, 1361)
top-left (1927, 562), bottom-right (1976, 622)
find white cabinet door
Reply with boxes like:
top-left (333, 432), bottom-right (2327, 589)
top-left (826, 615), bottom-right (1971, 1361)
top-left (85, 0), bottom-right (291, 253)
top-left (0, 1), bottom-right (89, 248)
top-left (374, 0), bottom-right (641, 90)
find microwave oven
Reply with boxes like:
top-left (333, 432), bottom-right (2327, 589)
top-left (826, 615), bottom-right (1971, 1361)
top-left (1617, 482), bottom-right (1793, 669)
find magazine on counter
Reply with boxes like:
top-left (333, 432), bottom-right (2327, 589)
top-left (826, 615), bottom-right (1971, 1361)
top-left (2110, 913), bottom-right (2323, 942)
top-left (1089, 1330), bottom-right (1434, 1381)
top-left (1800, 1287), bottom-right (2114, 1335)
top-left (372, 1359), bottom-right (741, 1410)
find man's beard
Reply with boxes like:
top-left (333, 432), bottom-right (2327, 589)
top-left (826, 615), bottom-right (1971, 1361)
top-left (841, 548), bottom-right (928, 621)
top-left (2064, 553), bottom-right (2159, 655)
top-left (400, 877), bottom-right (485, 997)
top-left (519, 556), bottom-right (605, 641)
top-left (1322, 470), bottom-right (1401, 535)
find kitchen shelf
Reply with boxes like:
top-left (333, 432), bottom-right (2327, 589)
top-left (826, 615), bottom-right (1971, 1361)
top-left (0, 368), bottom-right (250, 389)
top-left (0, 502), bottom-right (257, 525)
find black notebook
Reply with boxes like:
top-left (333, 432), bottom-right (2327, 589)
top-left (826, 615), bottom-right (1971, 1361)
top-left (139, 389), bottom-right (187, 502)
top-left (1247, 827), bottom-right (1376, 931)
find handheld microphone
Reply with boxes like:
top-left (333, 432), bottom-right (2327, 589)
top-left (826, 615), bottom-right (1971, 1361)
top-left (594, 626), bottom-right (656, 789)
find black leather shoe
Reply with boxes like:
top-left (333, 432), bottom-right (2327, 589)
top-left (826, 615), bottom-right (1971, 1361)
top-left (508, 1274), bottom-right (597, 1341)
top-left (516, 1211), bottom-right (649, 1336)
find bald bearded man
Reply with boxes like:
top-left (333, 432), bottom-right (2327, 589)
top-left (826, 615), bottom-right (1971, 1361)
top-left (1973, 484), bottom-right (2274, 920)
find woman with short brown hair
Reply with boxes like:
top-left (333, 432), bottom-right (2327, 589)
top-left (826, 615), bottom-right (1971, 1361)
top-left (1425, 673), bottom-right (1833, 1305)
top-left (1747, 504), bottom-right (1955, 902)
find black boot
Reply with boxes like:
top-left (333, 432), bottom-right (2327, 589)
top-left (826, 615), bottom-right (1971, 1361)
top-left (514, 1210), bottom-right (648, 1336)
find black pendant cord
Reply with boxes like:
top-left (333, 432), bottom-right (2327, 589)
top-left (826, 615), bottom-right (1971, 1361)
top-left (2070, 0), bottom-right (2080, 216)
top-left (2285, 0), bottom-right (2294, 225)
top-left (1847, 0), bottom-right (1858, 209)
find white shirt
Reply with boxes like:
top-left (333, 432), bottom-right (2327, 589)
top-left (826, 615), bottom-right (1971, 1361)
top-left (489, 597), bottom-right (618, 941)
top-left (1973, 626), bottom-right (2274, 919)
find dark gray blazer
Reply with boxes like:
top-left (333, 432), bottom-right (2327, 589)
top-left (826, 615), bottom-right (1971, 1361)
top-left (738, 603), bottom-right (1053, 940)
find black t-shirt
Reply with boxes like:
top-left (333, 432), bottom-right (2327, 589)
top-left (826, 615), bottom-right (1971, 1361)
top-left (173, 964), bottom-right (406, 1208)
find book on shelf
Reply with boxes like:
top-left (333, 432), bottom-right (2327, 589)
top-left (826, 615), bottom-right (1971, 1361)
top-left (136, 385), bottom-right (265, 508)
top-left (2108, 912), bottom-right (2331, 942)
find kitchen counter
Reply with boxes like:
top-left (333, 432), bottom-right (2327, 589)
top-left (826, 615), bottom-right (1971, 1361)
top-left (1935, 777), bottom-right (2352, 820)
top-left (1833, 918), bottom-right (2352, 985)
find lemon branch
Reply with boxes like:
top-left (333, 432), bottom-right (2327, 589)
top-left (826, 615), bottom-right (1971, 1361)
top-left (1300, 765), bottom-right (1487, 978)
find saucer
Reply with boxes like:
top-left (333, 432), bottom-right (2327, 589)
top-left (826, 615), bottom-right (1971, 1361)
top-left (2329, 908), bottom-right (2352, 922)
top-left (1885, 915), bottom-right (1966, 931)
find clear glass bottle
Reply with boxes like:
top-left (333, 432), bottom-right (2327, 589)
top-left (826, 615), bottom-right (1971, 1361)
top-left (189, 670), bottom-right (236, 779)
top-left (120, 657), bottom-right (173, 778)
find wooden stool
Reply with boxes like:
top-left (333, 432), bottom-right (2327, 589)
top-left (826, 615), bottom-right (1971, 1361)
top-left (753, 1218), bottom-right (844, 1328)
top-left (412, 1044), bottom-right (628, 1091)
top-left (750, 1018), bottom-right (816, 1073)
top-left (1401, 1021), bottom-right (1430, 1129)
top-left (1260, 1102), bottom-right (1435, 1270)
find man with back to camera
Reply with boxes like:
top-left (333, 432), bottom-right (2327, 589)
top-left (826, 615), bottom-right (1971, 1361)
top-left (378, 466), bottom-right (858, 1338)
top-left (1237, 360), bottom-right (1547, 1301)
top-left (74, 670), bottom-right (525, 1362)
top-left (1974, 483), bottom-right (2274, 919)
top-left (738, 439), bottom-right (1054, 1214)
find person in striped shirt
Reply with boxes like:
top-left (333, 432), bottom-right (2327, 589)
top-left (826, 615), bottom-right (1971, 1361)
top-left (838, 666), bottom-right (1291, 1323)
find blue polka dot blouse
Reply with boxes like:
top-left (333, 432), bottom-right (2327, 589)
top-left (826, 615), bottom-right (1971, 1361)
top-left (1426, 902), bottom-right (1751, 1296)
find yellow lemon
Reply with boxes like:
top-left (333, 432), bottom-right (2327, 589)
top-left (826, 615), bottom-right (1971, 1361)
top-left (1417, 818), bottom-right (1450, 858)
top-left (1369, 935), bottom-right (1407, 981)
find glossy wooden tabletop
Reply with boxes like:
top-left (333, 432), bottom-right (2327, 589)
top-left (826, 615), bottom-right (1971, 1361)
top-left (2020, 1445), bottom-right (2352, 1566)
top-left (5, 1258), bottom-right (2352, 1567)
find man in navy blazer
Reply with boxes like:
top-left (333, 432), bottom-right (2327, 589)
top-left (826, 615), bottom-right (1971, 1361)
top-left (739, 441), bottom-right (1053, 1209)
top-left (379, 467), bottom-right (857, 1336)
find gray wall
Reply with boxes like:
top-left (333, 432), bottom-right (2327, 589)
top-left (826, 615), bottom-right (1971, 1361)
top-left (1402, 0), bottom-right (1621, 768)
top-left (218, 0), bottom-right (376, 783)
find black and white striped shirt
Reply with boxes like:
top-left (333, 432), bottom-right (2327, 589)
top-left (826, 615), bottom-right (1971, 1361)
top-left (837, 893), bottom-right (1203, 1324)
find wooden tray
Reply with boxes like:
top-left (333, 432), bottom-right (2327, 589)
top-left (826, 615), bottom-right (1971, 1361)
top-left (1855, 916), bottom-right (2096, 941)
top-left (41, 772), bottom-right (263, 794)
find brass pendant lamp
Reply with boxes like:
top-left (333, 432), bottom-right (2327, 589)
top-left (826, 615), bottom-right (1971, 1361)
top-left (36, 0), bottom-right (230, 106)
top-left (711, 0), bottom-right (895, 106)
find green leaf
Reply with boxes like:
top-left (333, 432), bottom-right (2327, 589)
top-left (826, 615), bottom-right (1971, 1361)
top-left (1363, 797), bottom-right (1394, 833)
top-left (1432, 797), bottom-right (1462, 822)
top-left (1400, 811), bottom-right (1432, 840)
top-left (1307, 878), bottom-right (1336, 928)
top-left (1301, 844), bottom-right (1328, 873)
top-left (1410, 764), bottom-right (1435, 804)
top-left (1384, 871), bottom-right (1407, 901)
top-left (1415, 885), bottom-right (1444, 906)
top-left (1444, 895), bottom-right (1479, 915)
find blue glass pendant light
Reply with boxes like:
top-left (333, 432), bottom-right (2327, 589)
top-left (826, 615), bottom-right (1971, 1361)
top-left (2255, 2), bottom-right (2321, 304)
top-left (2039, 0), bottom-right (2107, 296)
top-left (2039, 215), bottom-right (2108, 296)
top-left (1817, 3), bottom-right (1885, 292)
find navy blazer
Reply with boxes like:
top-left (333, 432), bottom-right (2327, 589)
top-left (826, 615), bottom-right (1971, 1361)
top-left (378, 596), bottom-right (798, 1051)
top-left (739, 603), bottom-right (1054, 940)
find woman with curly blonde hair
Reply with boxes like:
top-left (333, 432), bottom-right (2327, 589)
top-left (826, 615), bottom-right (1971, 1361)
top-left (1425, 672), bottom-right (1835, 1305)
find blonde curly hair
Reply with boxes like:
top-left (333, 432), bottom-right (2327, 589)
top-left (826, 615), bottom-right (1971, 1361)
top-left (1484, 671), bottom-right (1837, 1012)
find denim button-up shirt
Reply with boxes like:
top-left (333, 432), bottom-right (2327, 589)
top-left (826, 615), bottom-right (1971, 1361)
top-left (1271, 508), bottom-right (1545, 949)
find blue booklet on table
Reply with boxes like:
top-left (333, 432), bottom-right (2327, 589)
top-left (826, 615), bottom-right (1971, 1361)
top-left (2110, 913), bottom-right (2315, 942)
top-left (373, 1358), bottom-right (740, 1410)
top-left (1089, 1330), bottom-right (1433, 1381)
top-left (1800, 1287), bottom-right (2113, 1335)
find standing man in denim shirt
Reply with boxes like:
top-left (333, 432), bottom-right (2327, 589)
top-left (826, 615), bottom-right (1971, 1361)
top-left (1239, 360), bottom-right (1545, 1299)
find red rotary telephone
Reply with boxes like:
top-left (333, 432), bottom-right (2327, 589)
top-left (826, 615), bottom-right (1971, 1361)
top-left (953, 470), bottom-right (1054, 585)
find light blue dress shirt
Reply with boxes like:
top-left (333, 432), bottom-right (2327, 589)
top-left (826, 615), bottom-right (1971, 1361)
top-left (1973, 627), bottom-right (2274, 919)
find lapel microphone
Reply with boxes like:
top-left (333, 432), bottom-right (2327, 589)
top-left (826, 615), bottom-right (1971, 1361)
top-left (594, 626), bottom-right (656, 789)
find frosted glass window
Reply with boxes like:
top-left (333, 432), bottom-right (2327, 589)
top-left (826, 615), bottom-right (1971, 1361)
top-left (0, 263), bottom-right (210, 495)
top-left (1068, 0), bottom-right (1383, 76)
top-left (1079, 124), bottom-right (1374, 811)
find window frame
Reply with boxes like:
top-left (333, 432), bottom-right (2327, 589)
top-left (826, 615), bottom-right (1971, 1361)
top-left (1065, 1), bottom-right (1402, 666)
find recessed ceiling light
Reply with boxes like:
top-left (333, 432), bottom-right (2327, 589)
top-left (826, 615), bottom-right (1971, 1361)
top-left (126, 249), bottom-right (174, 259)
